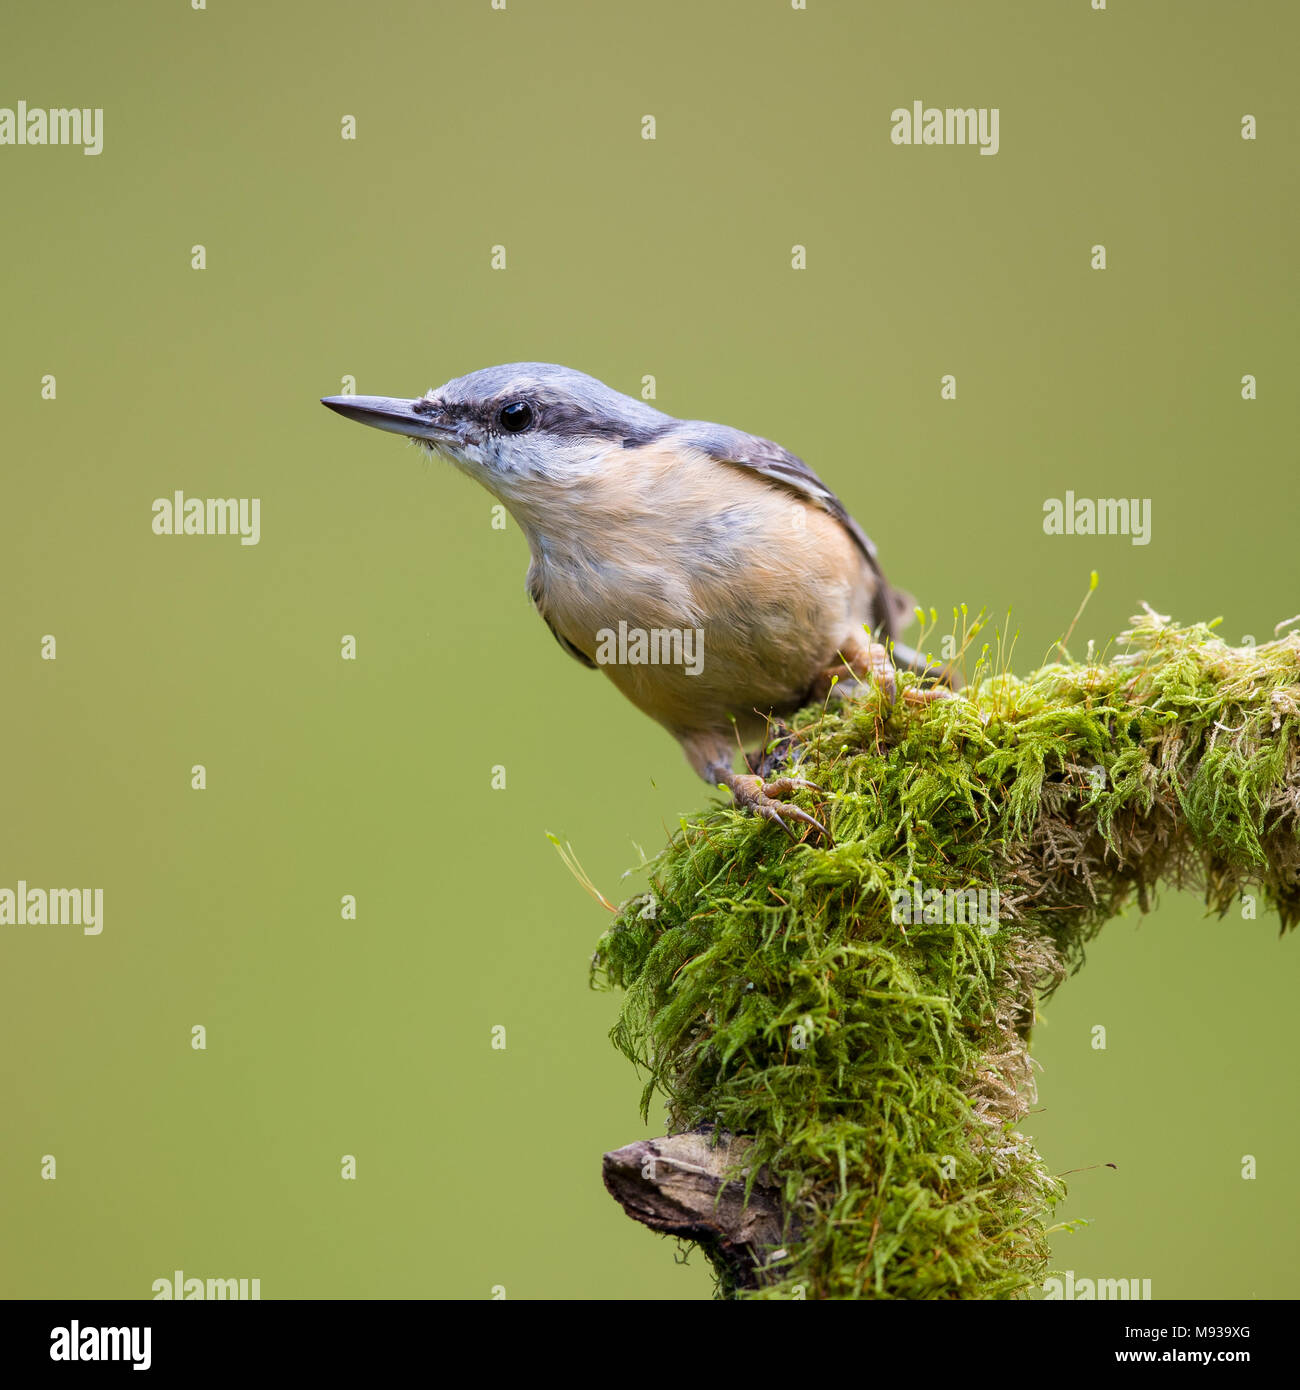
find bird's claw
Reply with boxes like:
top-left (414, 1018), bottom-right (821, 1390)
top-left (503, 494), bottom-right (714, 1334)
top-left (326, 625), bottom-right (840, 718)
top-left (728, 775), bottom-right (831, 844)
top-left (764, 776), bottom-right (823, 795)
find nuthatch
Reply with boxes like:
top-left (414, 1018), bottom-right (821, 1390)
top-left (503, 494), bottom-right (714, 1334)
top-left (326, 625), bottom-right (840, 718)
top-left (322, 364), bottom-right (949, 839)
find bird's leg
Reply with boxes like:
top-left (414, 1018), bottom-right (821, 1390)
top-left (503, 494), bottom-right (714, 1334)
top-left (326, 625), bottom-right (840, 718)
top-left (811, 636), bottom-right (898, 703)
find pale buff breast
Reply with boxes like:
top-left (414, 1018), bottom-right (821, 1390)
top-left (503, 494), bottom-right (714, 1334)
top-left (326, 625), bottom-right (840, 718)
top-left (517, 441), bottom-right (878, 740)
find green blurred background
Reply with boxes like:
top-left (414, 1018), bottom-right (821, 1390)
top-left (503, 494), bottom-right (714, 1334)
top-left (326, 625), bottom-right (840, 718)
top-left (1, 0), bottom-right (1296, 1299)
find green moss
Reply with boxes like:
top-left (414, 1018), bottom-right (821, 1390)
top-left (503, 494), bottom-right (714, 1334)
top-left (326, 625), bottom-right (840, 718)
top-left (593, 609), bottom-right (1300, 1299)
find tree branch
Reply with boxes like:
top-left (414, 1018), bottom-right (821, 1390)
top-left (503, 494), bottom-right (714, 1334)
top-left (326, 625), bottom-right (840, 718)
top-left (594, 609), bottom-right (1300, 1298)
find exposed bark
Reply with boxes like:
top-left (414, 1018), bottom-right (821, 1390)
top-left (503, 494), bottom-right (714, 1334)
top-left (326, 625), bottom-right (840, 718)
top-left (602, 1130), bottom-right (787, 1289)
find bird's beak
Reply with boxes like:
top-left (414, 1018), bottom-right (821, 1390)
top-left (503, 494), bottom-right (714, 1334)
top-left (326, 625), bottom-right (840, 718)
top-left (320, 395), bottom-right (458, 444)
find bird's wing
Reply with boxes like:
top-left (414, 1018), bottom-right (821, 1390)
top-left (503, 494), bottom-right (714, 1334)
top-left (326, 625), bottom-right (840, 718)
top-left (527, 568), bottom-right (597, 669)
top-left (674, 420), bottom-right (908, 640)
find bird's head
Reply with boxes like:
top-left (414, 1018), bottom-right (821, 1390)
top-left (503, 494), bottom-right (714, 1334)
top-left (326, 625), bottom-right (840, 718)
top-left (321, 363), bottom-right (671, 497)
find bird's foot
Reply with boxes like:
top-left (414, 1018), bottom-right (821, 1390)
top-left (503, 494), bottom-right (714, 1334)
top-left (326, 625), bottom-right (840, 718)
top-left (723, 773), bottom-right (829, 843)
top-left (813, 638), bottom-right (956, 706)
top-left (812, 638), bottom-right (899, 703)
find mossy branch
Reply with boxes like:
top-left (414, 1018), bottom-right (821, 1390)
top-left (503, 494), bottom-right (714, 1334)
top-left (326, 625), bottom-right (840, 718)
top-left (594, 608), bottom-right (1300, 1299)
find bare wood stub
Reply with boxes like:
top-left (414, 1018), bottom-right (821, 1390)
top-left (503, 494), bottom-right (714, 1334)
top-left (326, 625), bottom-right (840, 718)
top-left (602, 1131), bottom-right (788, 1287)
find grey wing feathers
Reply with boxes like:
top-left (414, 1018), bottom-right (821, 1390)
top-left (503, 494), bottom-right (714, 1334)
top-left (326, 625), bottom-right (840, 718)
top-left (674, 420), bottom-right (903, 639)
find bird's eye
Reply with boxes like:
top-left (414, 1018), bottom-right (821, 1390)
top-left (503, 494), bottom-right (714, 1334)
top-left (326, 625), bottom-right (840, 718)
top-left (499, 401), bottom-right (534, 434)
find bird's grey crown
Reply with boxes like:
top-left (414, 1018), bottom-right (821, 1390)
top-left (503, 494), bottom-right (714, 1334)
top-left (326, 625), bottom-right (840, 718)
top-left (433, 362), bottom-right (672, 446)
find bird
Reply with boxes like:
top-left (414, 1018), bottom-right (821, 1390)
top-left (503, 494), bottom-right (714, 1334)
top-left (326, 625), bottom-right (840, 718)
top-left (321, 363), bottom-right (950, 839)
